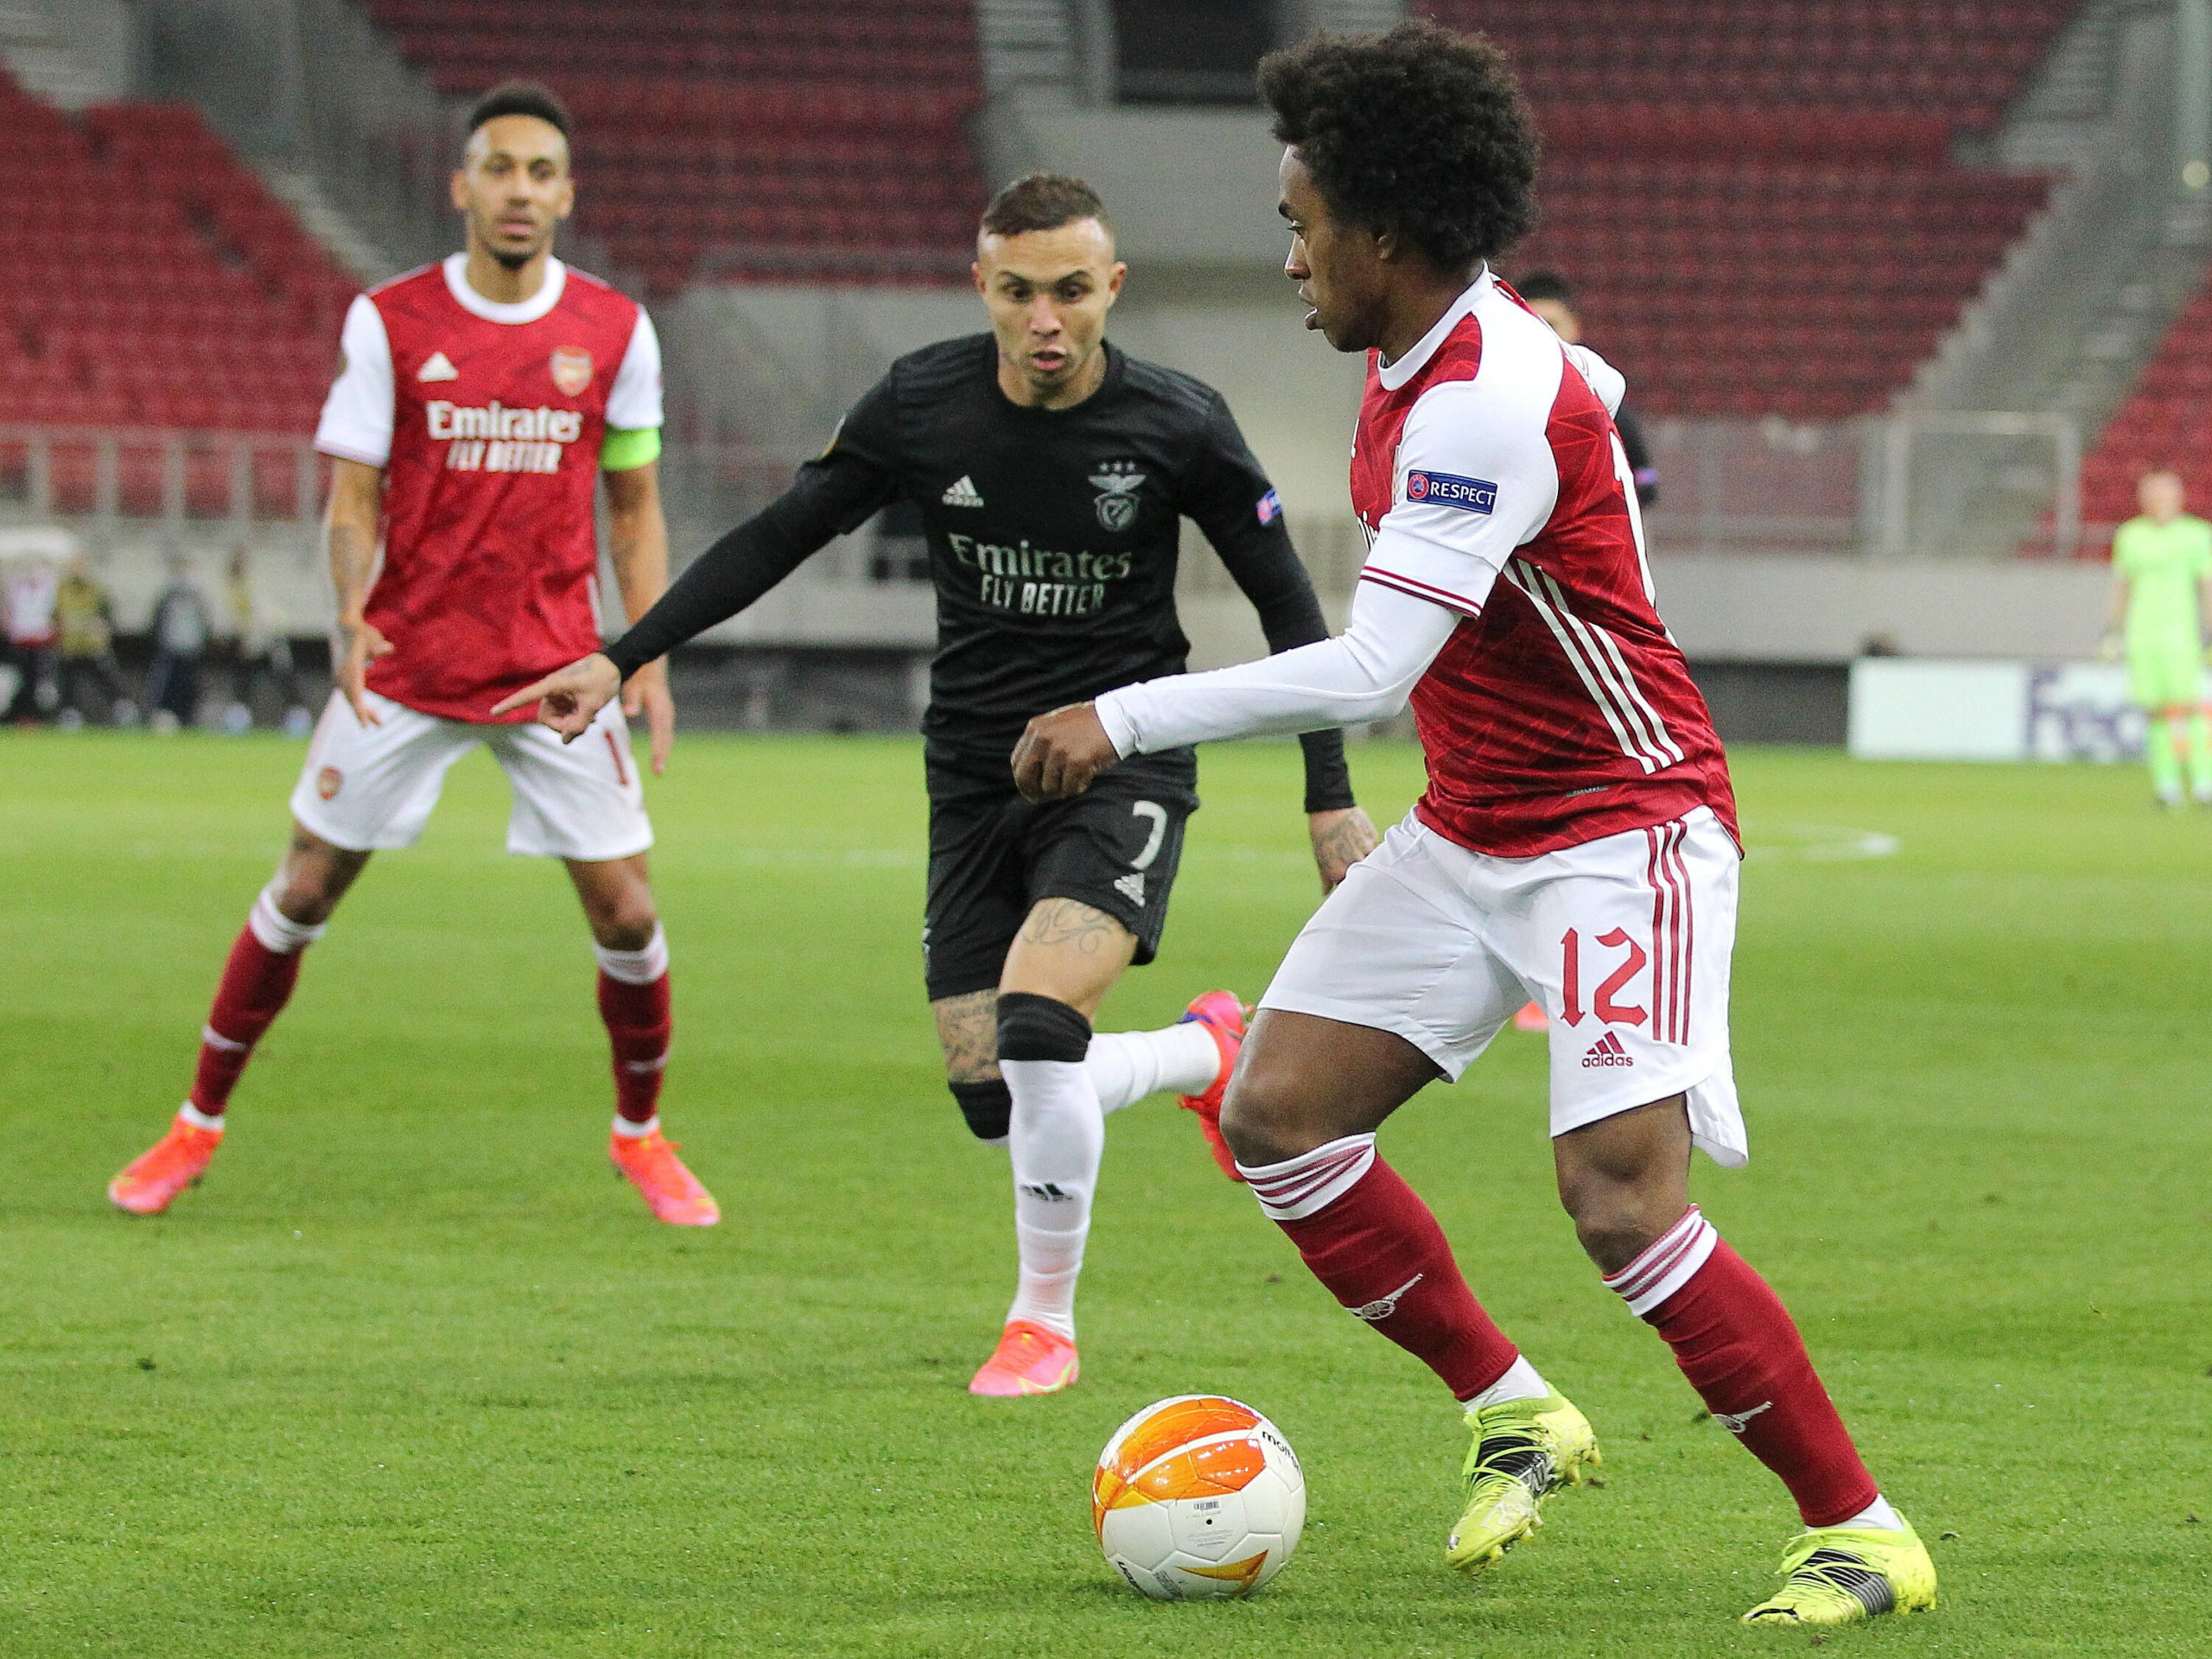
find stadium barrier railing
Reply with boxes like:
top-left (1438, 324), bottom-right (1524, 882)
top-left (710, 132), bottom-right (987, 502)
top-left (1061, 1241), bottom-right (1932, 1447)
top-left (0, 417), bottom-right (2087, 572)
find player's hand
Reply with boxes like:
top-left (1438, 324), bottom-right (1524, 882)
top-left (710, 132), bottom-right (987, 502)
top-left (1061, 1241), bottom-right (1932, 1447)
top-left (489, 652), bottom-right (622, 741)
top-left (622, 658), bottom-right (675, 775)
top-left (1012, 702), bottom-right (1119, 801)
top-left (1308, 805), bottom-right (1379, 893)
top-left (334, 608), bottom-right (393, 727)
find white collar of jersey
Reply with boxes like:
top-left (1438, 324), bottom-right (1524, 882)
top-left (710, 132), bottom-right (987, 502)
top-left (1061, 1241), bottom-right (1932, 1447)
top-left (441, 251), bottom-right (568, 324)
top-left (1376, 264), bottom-right (1492, 392)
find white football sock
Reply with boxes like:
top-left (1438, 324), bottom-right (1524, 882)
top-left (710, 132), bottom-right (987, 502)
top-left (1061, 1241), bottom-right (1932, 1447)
top-left (1010, 1224), bottom-right (1084, 1340)
top-left (178, 1102), bottom-right (226, 1133)
top-left (610, 1114), bottom-right (658, 1140)
top-left (1002, 1057), bottom-right (1103, 1340)
top-left (1841, 1495), bottom-right (1904, 1532)
top-left (1084, 1020), bottom-right (1221, 1114)
top-left (1463, 1354), bottom-right (1550, 1413)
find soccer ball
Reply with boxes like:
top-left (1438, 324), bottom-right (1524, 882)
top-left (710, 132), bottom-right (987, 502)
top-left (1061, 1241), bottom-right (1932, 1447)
top-left (1092, 1394), bottom-right (1306, 1600)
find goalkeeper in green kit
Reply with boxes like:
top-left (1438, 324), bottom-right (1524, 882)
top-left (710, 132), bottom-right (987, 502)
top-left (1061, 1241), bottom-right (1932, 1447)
top-left (2104, 468), bottom-right (2212, 806)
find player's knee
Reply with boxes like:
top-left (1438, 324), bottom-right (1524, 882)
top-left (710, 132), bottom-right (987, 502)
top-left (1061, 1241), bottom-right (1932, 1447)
top-left (579, 882), bottom-right (658, 950)
top-left (591, 906), bottom-right (658, 952)
top-left (948, 1077), bottom-right (1013, 1143)
top-left (1217, 1065), bottom-right (1317, 1169)
top-left (995, 992), bottom-right (1092, 1064)
top-left (270, 862), bottom-right (354, 925)
top-left (1558, 1175), bottom-right (1675, 1275)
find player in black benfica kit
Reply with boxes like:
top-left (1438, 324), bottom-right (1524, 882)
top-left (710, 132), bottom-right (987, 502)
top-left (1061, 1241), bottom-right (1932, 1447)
top-left (498, 175), bottom-right (1379, 1395)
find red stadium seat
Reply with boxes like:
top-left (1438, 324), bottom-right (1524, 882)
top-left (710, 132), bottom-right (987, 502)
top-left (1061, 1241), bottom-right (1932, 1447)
top-left (1426, 0), bottom-right (2069, 417)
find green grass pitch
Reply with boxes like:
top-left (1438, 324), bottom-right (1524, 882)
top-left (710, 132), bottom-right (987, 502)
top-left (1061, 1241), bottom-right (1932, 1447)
top-left (3, 729), bottom-right (2208, 1656)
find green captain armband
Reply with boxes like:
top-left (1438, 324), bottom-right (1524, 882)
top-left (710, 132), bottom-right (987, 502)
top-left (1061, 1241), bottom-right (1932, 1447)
top-left (600, 426), bottom-right (663, 472)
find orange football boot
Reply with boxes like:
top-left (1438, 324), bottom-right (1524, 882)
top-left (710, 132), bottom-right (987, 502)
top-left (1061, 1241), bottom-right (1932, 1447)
top-left (1512, 1001), bottom-right (1549, 1033)
top-left (108, 1109), bottom-right (223, 1215)
top-left (1175, 989), bottom-right (1247, 1181)
top-left (969, 1319), bottom-right (1080, 1396)
top-left (609, 1126), bottom-right (720, 1226)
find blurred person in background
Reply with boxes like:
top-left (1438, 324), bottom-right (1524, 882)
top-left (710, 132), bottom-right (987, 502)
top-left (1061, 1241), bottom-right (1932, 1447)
top-left (2102, 467), bottom-right (2212, 807)
top-left (3, 555), bottom-right (61, 721)
top-left (145, 553), bottom-right (213, 733)
top-left (1516, 270), bottom-right (1658, 509)
top-left (223, 546), bottom-right (311, 735)
top-left (55, 553), bottom-right (134, 728)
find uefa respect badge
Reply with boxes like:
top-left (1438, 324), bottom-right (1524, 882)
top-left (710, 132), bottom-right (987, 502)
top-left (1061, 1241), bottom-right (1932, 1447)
top-left (1404, 470), bottom-right (1497, 514)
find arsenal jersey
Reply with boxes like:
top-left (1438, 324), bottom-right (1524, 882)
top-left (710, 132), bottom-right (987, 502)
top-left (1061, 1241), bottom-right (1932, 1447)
top-left (315, 254), bottom-right (662, 722)
top-left (1352, 270), bottom-right (1735, 857)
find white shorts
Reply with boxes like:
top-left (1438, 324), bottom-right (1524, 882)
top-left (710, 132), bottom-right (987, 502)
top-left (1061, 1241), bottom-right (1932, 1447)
top-left (1260, 806), bottom-right (1747, 1166)
top-left (289, 689), bottom-right (653, 861)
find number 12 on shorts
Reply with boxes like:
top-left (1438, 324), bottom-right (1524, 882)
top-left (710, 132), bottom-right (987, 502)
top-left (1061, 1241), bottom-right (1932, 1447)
top-left (1558, 927), bottom-right (1647, 1029)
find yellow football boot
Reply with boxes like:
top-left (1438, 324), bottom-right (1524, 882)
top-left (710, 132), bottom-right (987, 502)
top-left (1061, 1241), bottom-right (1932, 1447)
top-left (1742, 1518), bottom-right (1937, 1625)
top-left (1446, 1389), bottom-right (1600, 1571)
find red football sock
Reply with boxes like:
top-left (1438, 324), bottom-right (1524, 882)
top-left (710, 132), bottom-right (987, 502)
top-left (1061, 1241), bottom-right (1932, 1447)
top-left (189, 888), bottom-right (321, 1116)
top-left (1242, 1135), bottom-right (1520, 1401)
top-left (595, 928), bottom-right (671, 1126)
top-left (1607, 1206), bottom-right (1878, 1528)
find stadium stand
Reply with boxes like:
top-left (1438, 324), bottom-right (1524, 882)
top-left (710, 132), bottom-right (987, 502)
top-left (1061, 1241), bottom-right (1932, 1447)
top-left (1427, 0), bottom-right (2080, 420)
top-left (2081, 276), bottom-right (2212, 534)
top-left (359, 0), bottom-right (989, 293)
top-left (0, 67), bottom-right (353, 512)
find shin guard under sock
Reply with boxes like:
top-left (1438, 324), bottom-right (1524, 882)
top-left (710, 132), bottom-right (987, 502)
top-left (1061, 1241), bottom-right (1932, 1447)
top-left (999, 994), bottom-right (1103, 1341)
top-left (190, 886), bottom-right (322, 1115)
top-left (1606, 1206), bottom-right (1878, 1528)
top-left (1240, 1135), bottom-right (1520, 1401)
top-left (595, 925), bottom-right (672, 1126)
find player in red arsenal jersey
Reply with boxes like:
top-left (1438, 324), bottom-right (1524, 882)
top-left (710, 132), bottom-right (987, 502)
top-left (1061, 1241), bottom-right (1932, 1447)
top-left (1014, 23), bottom-right (1934, 1628)
top-left (107, 83), bottom-right (716, 1228)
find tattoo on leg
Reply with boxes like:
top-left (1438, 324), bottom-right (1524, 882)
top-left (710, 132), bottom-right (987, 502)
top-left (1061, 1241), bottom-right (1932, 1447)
top-left (933, 989), bottom-right (1001, 1083)
top-left (1016, 899), bottom-right (1122, 956)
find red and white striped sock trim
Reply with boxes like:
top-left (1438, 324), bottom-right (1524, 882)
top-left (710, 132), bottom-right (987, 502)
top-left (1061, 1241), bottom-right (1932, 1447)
top-left (1602, 1205), bottom-right (1719, 1317)
top-left (594, 923), bottom-right (669, 986)
top-left (1237, 1133), bottom-right (1377, 1222)
top-left (247, 885), bottom-right (325, 956)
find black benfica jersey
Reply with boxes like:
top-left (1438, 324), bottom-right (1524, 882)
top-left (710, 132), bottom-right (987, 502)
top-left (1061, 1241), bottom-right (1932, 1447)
top-left (606, 334), bottom-right (1352, 809)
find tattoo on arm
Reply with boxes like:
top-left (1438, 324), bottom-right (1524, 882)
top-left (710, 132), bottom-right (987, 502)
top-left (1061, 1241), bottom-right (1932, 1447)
top-left (932, 989), bottom-right (1001, 1083)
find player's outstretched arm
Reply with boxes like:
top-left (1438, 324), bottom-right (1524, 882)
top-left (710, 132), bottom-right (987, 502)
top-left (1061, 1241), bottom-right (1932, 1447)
top-left (1013, 581), bottom-right (1461, 802)
top-left (325, 457), bottom-right (392, 727)
top-left (603, 460), bottom-right (676, 774)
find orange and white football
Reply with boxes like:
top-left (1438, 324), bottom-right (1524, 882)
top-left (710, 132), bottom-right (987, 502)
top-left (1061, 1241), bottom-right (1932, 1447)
top-left (1091, 1394), bottom-right (1306, 1600)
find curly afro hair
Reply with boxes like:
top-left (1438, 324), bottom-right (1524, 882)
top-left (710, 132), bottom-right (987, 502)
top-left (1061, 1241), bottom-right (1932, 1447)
top-left (1258, 20), bottom-right (1539, 270)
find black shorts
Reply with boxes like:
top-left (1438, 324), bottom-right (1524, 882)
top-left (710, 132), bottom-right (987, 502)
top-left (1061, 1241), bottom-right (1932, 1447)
top-left (923, 748), bottom-right (1200, 1001)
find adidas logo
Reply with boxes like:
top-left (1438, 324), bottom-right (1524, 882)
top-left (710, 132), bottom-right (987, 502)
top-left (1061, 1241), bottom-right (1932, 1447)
top-left (1349, 1273), bottom-right (1424, 1322)
top-left (417, 351), bottom-right (459, 382)
top-left (1114, 870), bottom-right (1146, 906)
top-left (1019, 1180), bottom-right (1076, 1202)
top-left (941, 474), bottom-right (984, 507)
top-left (1581, 1031), bottom-right (1634, 1069)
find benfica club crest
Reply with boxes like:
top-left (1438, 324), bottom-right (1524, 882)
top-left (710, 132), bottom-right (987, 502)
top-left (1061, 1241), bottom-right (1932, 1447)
top-left (1089, 461), bottom-right (1146, 531)
top-left (549, 346), bottom-right (594, 397)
